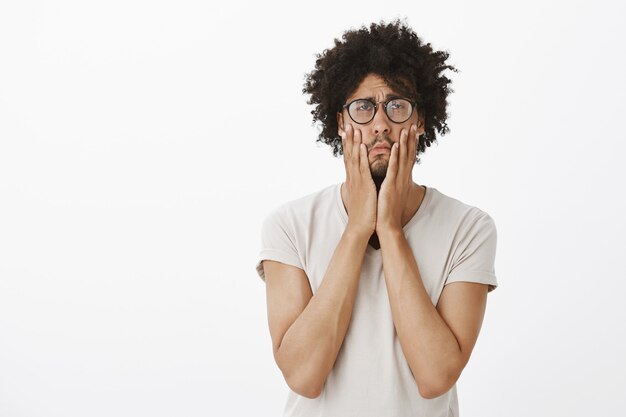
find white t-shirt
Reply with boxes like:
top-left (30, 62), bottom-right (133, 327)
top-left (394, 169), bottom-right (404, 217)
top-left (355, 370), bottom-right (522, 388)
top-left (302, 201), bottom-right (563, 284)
top-left (255, 182), bottom-right (498, 417)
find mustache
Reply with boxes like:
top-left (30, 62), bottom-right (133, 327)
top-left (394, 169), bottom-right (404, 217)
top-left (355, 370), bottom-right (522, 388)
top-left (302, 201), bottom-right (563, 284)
top-left (368, 135), bottom-right (394, 152)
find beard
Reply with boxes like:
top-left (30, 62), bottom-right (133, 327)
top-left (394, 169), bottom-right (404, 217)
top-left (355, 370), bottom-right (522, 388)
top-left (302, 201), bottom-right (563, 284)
top-left (370, 156), bottom-right (389, 178)
top-left (370, 156), bottom-right (388, 193)
top-left (368, 134), bottom-right (394, 192)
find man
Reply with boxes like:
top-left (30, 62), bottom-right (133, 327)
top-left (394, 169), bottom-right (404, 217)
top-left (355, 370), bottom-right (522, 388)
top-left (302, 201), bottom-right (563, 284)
top-left (255, 19), bottom-right (498, 417)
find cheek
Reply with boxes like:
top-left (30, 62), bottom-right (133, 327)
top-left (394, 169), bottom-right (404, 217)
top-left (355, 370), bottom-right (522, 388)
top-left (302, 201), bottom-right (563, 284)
top-left (390, 128), bottom-right (404, 142)
top-left (394, 122), bottom-right (416, 140)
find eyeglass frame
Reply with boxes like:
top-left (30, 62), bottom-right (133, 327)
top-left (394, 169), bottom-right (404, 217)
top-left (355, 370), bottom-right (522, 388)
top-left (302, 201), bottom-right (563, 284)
top-left (341, 97), bottom-right (417, 125)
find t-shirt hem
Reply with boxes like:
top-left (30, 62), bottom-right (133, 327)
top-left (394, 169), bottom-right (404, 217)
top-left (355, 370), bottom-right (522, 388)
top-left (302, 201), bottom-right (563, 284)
top-left (255, 249), bottom-right (304, 282)
top-left (445, 270), bottom-right (498, 292)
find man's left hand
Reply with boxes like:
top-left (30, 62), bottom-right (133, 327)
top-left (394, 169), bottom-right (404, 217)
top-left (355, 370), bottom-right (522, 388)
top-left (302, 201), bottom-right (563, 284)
top-left (376, 124), bottom-right (418, 234)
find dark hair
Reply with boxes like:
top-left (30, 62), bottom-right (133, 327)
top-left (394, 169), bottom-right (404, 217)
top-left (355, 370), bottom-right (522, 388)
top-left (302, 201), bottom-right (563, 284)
top-left (302, 18), bottom-right (458, 164)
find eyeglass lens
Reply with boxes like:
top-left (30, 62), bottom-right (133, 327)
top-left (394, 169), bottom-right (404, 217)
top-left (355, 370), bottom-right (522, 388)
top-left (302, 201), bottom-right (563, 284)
top-left (348, 99), bottom-right (413, 124)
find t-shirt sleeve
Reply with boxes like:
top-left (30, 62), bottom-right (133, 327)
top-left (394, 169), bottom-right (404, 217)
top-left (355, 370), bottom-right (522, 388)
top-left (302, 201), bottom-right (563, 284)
top-left (255, 207), bottom-right (304, 282)
top-left (445, 212), bottom-right (498, 292)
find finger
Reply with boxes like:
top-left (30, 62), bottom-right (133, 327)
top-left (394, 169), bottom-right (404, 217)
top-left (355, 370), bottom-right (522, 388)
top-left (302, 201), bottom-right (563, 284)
top-left (359, 142), bottom-right (370, 177)
top-left (410, 124), bottom-right (418, 166)
top-left (353, 128), bottom-right (361, 151)
top-left (397, 128), bottom-right (408, 180)
top-left (387, 141), bottom-right (399, 181)
top-left (405, 125), bottom-right (417, 183)
top-left (352, 128), bottom-right (362, 168)
top-left (344, 124), bottom-right (353, 160)
top-left (342, 125), bottom-right (353, 179)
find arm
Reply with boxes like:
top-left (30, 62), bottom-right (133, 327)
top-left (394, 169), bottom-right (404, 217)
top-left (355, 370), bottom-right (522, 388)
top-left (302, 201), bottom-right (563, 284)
top-left (263, 122), bottom-right (377, 398)
top-left (374, 125), bottom-right (492, 398)
top-left (377, 228), bottom-right (488, 399)
top-left (264, 227), bottom-right (370, 398)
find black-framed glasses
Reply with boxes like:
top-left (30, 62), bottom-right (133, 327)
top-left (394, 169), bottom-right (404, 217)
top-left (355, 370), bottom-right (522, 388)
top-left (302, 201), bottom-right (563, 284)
top-left (342, 98), bottom-right (416, 124)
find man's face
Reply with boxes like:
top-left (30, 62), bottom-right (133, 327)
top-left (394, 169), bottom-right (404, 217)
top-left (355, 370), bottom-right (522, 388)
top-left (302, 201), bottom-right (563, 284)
top-left (337, 73), bottom-right (425, 179)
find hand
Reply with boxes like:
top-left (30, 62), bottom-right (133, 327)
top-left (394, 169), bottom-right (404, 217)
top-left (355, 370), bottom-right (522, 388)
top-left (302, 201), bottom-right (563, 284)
top-left (376, 124), bottom-right (418, 234)
top-left (341, 124), bottom-right (378, 238)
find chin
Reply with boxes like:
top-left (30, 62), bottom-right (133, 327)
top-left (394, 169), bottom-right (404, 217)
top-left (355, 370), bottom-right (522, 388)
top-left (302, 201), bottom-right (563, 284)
top-left (371, 169), bottom-right (387, 179)
top-left (370, 161), bottom-right (388, 179)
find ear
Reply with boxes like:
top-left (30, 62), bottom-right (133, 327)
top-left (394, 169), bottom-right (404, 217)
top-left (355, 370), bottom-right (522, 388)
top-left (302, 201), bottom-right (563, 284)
top-left (337, 112), bottom-right (345, 136)
top-left (417, 114), bottom-right (426, 136)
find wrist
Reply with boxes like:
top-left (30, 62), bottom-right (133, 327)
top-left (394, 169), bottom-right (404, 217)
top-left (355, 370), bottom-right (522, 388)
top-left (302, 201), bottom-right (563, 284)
top-left (345, 224), bottom-right (374, 241)
top-left (375, 225), bottom-right (403, 239)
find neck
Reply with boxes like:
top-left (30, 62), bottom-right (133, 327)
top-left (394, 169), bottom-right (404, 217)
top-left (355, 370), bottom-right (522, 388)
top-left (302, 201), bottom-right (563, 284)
top-left (373, 177), bottom-right (385, 194)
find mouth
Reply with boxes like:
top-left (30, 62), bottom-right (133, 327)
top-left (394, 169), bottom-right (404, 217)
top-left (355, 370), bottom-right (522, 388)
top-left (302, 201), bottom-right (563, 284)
top-left (370, 147), bottom-right (390, 156)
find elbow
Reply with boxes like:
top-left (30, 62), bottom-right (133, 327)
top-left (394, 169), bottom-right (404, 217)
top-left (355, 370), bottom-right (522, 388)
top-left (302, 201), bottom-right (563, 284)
top-left (276, 354), bottom-right (324, 399)
top-left (274, 346), bottom-right (326, 399)
top-left (284, 373), bottom-right (324, 399)
top-left (417, 375), bottom-right (458, 400)
top-left (418, 383), bottom-right (448, 400)
top-left (414, 358), bottom-right (465, 399)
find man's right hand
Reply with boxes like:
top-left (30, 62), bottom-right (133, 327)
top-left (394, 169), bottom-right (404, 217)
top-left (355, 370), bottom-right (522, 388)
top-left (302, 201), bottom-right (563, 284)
top-left (341, 124), bottom-right (378, 238)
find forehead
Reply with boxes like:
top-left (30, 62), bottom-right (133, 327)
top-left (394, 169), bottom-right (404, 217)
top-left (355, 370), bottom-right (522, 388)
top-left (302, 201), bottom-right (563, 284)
top-left (346, 73), bottom-right (400, 101)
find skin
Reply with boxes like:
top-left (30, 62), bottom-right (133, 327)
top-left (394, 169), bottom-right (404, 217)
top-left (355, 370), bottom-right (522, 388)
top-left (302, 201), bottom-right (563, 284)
top-left (263, 73), bottom-right (489, 400)
top-left (336, 73), bottom-right (426, 236)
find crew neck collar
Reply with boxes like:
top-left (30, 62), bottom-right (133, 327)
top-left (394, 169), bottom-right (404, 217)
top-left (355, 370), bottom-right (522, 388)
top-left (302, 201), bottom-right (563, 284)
top-left (334, 182), bottom-right (433, 237)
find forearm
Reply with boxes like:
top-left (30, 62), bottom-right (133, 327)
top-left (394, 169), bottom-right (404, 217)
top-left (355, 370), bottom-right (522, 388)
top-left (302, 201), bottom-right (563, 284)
top-left (378, 228), bottom-right (462, 397)
top-left (276, 227), bottom-right (369, 397)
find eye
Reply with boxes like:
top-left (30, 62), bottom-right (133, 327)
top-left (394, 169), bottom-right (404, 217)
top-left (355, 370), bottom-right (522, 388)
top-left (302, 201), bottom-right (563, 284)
top-left (355, 100), bottom-right (373, 111)
top-left (388, 100), bottom-right (405, 110)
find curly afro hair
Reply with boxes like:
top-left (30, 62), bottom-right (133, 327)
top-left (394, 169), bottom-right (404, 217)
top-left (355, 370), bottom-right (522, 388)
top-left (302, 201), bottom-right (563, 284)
top-left (303, 18), bottom-right (458, 164)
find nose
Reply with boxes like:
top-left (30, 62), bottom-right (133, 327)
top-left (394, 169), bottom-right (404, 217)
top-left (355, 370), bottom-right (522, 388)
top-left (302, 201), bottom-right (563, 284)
top-left (372, 103), bottom-right (391, 136)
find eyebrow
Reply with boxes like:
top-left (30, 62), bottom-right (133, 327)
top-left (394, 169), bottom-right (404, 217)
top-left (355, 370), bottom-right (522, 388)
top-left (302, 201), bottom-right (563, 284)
top-left (359, 93), bottom-right (404, 102)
